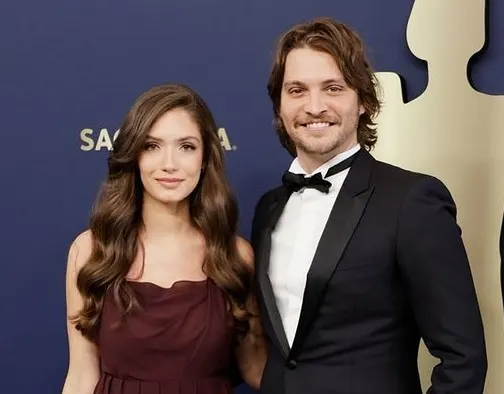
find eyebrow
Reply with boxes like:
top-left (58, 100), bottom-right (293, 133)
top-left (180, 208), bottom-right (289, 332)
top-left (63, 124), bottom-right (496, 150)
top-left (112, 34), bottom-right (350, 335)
top-left (177, 136), bottom-right (201, 143)
top-left (145, 135), bottom-right (201, 143)
top-left (145, 136), bottom-right (163, 142)
top-left (284, 78), bottom-right (346, 87)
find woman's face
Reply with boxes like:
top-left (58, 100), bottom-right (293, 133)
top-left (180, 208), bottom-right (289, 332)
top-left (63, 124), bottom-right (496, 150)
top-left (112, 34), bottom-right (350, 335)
top-left (138, 108), bottom-right (204, 206)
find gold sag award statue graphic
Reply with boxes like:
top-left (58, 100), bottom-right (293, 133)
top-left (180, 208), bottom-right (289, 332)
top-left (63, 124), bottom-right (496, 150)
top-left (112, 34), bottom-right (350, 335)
top-left (80, 127), bottom-right (237, 151)
top-left (372, 0), bottom-right (504, 392)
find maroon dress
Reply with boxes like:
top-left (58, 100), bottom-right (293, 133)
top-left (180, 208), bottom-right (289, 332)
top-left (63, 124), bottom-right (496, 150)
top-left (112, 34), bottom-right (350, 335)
top-left (93, 278), bottom-right (235, 394)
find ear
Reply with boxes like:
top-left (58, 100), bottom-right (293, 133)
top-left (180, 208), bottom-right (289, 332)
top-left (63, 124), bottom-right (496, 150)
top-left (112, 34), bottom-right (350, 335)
top-left (358, 103), bottom-right (365, 116)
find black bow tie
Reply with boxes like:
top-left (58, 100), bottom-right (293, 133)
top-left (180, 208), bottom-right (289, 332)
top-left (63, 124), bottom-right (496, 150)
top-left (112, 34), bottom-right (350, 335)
top-left (282, 150), bottom-right (359, 194)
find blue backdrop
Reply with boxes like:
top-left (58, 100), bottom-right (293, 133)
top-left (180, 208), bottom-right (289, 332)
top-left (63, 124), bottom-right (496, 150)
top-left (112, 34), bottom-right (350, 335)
top-left (0, 0), bottom-right (502, 392)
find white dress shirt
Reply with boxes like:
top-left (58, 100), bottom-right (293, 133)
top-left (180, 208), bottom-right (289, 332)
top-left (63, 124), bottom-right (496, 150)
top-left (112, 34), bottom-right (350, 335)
top-left (268, 144), bottom-right (361, 346)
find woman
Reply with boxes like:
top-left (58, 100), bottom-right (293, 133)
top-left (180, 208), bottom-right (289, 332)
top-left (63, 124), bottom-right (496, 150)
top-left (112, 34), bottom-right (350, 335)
top-left (62, 84), bottom-right (266, 393)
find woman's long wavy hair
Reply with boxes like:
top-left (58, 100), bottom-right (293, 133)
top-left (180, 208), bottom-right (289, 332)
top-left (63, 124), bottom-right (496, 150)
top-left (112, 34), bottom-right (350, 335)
top-left (71, 83), bottom-right (252, 341)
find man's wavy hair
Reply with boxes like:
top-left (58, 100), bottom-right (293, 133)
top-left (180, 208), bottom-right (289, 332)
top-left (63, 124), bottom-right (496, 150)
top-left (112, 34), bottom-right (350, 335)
top-left (70, 83), bottom-right (252, 341)
top-left (267, 17), bottom-right (381, 156)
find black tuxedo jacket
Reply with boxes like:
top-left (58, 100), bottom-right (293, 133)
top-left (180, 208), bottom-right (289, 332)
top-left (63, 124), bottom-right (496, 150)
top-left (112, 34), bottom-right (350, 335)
top-left (251, 150), bottom-right (487, 394)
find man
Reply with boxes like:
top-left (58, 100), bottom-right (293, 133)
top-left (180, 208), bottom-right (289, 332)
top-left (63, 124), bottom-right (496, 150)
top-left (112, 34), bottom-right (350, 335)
top-left (251, 17), bottom-right (487, 394)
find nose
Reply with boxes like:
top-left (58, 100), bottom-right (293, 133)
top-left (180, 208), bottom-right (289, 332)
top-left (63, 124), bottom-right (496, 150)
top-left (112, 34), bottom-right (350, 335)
top-left (304, 91), bottom-right (328, 117)
top-left (160, 146), bottom-right (178, 172)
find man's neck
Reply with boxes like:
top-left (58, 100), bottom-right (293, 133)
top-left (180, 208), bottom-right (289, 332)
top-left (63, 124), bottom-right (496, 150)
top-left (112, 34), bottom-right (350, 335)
top-left (296, 143), bottom-right (360, 174)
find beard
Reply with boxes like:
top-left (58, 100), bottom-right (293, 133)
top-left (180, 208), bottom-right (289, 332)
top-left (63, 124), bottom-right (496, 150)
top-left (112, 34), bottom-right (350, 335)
top-left (289, 117), bottom-right (359, 157)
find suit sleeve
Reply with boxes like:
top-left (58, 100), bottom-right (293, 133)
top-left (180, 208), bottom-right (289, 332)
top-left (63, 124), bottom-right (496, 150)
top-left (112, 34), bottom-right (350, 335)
top-left (228, 349), bottom-right (244, 387)
top-left (397, 175), bottom-right (487, 394)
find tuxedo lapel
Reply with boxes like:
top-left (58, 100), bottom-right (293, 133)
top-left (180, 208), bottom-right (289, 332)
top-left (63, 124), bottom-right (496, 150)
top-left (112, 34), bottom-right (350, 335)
top-left (255, 188), bottom-right (292, 358)
top-left (288, 150), bottom-right (375, 359)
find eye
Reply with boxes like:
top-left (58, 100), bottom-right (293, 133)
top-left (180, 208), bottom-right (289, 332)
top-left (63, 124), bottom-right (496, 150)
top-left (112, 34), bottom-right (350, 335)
top-left (326, 85), bottom-right (343, 93)
top-left (288, 87), bottom-right (304, 96)
top-left (144, 142), bottom-right (158, 151)
top-left (181, 144), bottom-right (196, 152)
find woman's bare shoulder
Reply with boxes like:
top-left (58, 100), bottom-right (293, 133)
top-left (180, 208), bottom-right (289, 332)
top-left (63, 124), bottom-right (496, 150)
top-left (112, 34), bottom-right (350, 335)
top-left (67, 229), bottom-right (94, 273)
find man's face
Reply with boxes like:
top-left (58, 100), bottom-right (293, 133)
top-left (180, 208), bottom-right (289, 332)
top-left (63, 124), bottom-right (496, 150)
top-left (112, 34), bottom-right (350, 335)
top-left (279, 47), bottom-right (364, 169)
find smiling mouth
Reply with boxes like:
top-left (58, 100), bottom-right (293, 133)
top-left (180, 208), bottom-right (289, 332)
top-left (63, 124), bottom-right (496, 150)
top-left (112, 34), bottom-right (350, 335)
top-left (157, 178), bottom-right (182, 182)
top-left (301, 122), bottom-right (335, 130)
top-left (156, 178), bottom-right (184, 188)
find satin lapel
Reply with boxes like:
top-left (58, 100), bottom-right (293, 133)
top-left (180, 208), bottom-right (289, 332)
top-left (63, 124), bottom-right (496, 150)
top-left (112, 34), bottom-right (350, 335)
top-left (256, 187), bottom-right (292, 358)
top-left (288, 150), bottom-right (375, 359)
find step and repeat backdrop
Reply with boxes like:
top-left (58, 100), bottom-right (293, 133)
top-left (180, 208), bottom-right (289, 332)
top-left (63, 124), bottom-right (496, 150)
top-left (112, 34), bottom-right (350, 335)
top-left (1, 0), bottom-right (503, 392)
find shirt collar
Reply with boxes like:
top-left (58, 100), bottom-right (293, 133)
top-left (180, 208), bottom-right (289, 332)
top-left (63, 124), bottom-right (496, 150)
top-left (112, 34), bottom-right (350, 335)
top-left (288, 144), bottom-right (361, 178)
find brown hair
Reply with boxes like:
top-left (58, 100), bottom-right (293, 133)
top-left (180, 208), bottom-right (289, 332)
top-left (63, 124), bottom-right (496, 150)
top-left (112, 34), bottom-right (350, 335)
top-left (71, 83), bottom-right (252, 341)
top-left (267, 17), bottom-right (381, 156)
